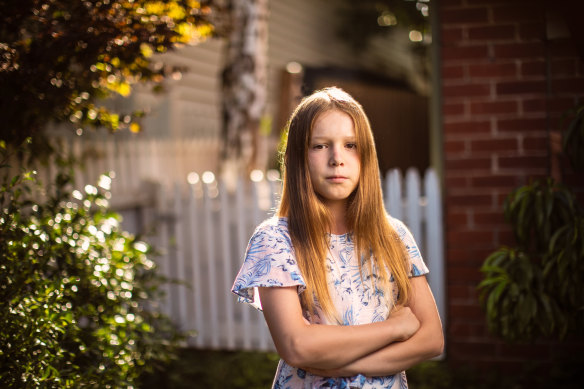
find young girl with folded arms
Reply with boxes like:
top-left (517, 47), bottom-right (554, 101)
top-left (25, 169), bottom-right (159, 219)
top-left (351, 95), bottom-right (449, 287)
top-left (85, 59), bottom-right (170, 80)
top-left (232, 87), bottom-right (443, 388)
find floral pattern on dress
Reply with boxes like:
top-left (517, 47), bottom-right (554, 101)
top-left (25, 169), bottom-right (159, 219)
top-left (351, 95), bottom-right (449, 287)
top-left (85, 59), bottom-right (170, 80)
top-left (232, 216), bottom-right (429, 389)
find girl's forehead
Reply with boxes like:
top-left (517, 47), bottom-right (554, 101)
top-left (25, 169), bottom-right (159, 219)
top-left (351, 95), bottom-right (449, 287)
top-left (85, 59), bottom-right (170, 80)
top-left (311, 109), bottom-right (355, 136)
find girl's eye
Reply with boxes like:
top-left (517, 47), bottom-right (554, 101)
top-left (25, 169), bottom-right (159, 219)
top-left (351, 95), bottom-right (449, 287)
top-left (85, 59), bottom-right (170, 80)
top-left (346, 143), bottom-right (357, 149)
top-left (313, 144), bottom-right (326, 150)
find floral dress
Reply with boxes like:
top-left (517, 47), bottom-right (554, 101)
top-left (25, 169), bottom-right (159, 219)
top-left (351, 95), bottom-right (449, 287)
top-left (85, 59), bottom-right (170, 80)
top-left (231, 216), bottom-right (429, 389)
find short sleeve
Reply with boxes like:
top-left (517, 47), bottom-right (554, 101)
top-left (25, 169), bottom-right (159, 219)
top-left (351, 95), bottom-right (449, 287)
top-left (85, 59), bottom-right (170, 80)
top-left (231, 218), bottom-right (306, 310)
top-left (389, 216), bottom-right (430, 277)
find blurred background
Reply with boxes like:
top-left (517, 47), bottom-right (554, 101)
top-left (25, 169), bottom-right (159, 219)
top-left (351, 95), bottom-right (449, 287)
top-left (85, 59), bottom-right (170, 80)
top-left (1, 0), bottom-right (583, 388)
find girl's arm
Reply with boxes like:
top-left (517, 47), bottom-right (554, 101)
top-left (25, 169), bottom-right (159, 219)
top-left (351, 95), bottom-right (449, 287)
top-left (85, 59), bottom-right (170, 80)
top-left (259, 286), bottom-right (420, 370)
top-left (307, 275), bottom-right (444, 377)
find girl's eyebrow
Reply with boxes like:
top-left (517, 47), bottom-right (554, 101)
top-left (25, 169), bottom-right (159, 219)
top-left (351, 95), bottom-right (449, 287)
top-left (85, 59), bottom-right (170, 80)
top-left (310, 136), bottom-right (357, 141)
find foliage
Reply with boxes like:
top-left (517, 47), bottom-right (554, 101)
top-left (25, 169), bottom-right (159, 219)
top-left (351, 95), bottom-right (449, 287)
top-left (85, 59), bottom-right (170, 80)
top-left (478, 104), bottom-right (584, 342)
top-left (479, 180), bottom-right (584, 341)
top-left (0, 0), bottom-right (215, 147)
top-left (335, 0), bottom-right (430, 51)
top-left (0, 144), bottom-right (183, 387)
top-left (139, 348), bottom-right (280, 389)
top-left (562, 104), bottom-right (584, 170)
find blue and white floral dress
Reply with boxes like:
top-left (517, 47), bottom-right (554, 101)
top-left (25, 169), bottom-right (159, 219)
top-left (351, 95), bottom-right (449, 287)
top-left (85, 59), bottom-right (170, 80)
top-left (231, 216), bottom-right (429, 389)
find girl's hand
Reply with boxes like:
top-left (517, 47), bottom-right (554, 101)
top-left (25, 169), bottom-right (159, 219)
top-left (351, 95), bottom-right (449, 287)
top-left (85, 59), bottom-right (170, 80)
top-left (385, 306), bottom-right (420, 341)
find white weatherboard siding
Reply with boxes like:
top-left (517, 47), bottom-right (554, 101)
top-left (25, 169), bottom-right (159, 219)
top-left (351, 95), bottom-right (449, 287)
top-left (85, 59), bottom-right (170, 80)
top-left (51, 0), bottom-right (426, 193)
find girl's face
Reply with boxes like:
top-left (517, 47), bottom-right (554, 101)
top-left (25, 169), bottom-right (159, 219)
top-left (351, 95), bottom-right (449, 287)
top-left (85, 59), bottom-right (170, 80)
top-left (307, 109), bottom-right (361, 209)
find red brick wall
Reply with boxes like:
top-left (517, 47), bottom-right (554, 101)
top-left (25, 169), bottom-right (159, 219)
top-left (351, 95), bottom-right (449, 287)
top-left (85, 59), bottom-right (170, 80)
top-left (439, 0), bottom-right (584, 367)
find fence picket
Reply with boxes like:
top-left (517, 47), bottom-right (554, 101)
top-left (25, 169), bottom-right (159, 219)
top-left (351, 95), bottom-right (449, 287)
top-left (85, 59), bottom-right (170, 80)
top-left (187, 182), bottom-right (204, 348)
top-left (405, 168), bottom-right (422, 248)
top-left (219, 179), bottom-right (236, 349)
top-left (173, 183), bottom-right (188, 330)
top-left (385, 169), bottom-right (403, 220)
top-left (235, 176), bottom-right (252, 350)
top-left (424, 169), bottom-right (445, 329)
top-left (202, 177), bottom-right (220, 349)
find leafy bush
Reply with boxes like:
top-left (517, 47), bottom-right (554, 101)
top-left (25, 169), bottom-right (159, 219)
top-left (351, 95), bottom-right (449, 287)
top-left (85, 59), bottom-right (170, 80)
top-left (478, 179), bottom-right (584, 341)
top-left (0, 155), bottom-right (182, 387)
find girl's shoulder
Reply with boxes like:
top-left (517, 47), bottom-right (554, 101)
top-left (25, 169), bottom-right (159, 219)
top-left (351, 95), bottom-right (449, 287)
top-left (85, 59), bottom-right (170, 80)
top-left (251, 216), bottom-right (291, 241)
top-left (386, 214), bottom-right (408, 235)
top-left (254, 216), bottom-right (288, 232)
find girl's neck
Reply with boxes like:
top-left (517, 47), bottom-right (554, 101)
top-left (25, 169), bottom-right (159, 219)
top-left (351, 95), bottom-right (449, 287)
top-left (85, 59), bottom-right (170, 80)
top-left (326, 200), bottom-right (350, 235)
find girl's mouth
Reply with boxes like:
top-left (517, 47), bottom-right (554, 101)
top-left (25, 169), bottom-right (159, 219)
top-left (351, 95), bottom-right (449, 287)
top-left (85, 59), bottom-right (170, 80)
top-left (326, 176), bottom-right (347, 182)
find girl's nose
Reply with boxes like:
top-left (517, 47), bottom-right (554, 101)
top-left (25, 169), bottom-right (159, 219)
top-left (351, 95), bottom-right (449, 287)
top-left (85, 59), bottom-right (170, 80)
top-left (329, 146), bottom-right (344, 166)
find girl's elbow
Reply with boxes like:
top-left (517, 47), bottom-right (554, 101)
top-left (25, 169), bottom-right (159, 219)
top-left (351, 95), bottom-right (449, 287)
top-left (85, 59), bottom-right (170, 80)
top-left (278, 335), bottom-right (315, 368)
top-left (428, 332), bottom-right (444, 358)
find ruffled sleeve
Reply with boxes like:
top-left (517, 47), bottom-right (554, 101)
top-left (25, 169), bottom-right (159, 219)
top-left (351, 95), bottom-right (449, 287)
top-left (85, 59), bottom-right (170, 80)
top-left (231, 217), bottom-right (306, 310)
top-left (389, 216), bottom-right (430, 277)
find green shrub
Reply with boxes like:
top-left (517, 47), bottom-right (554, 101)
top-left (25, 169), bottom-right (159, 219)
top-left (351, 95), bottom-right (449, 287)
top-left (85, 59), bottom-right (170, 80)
top-left (0, 157), bottom-right (182, 387)
top-left (478, 179), bottom-right (584, 342)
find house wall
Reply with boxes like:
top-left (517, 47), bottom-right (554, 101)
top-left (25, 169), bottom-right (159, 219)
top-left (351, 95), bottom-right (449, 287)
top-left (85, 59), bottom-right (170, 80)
top-left (438, 0), bottom-right (584, 369)
top-left (127, 0), bottom-right (426, 173)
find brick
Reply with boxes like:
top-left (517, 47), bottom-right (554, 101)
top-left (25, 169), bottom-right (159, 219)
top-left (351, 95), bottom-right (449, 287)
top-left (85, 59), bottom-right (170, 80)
top-left (444, 120), bottom-right (491, 135)
top-left (467, 25), bottom-right (515, 41)
top-left (449, 284), bottom-right (475, 301)
top-left (497, 118), bottom-right (546, 132)
top-left (498, 344), bottom-right (552, 360)
top-left (441, 0), bottom-right (463, 6)
top-left (498, 155), bottom-right (548, 169)
top-left (465, 0), bottom-right (514, 4)
top-left (448, 341), bottom-right (499, 358)
top-left (443, 83), bottom-right (491, 98)
top-left (473, 210), bottom-right (506, 225)
top-left (446, 209), bottom-right (468, 225)
top-left (448, 301), bottom-right (486, 318)
top-left (493, 43), bottom-right (545, 59)
top-left (523, 134), bottom-right (548, 151)
top-left (471, 138), bottom-right (518, 152)
top-left (442, 45), bottom-right (489, 61)
top-left (551, 77), bottom-right (584, 94)
top-left (442, 64), bottom-right (465, 80)
top-left (471, 174), bottom-right (519, 188)
top-left (468, 62), bottom-right (517, 78)
top-left (495, 191), bottom-right (513, 207)
top-left (518, 22), bottom-right (546, 40)
top-left (497, 229), bottom-right (516, 246)
top-left (441, 27), bottom-right (464, 43)
top-left (448, 248), bottom-right (496, 265)
top-left (547, 96), bottom-right (579, 113)
top-left (496, 80), bottom-right (546, 95)
top-left (441, 7), bottom-right (489, 24)
top-left (445, 157), bottom-right (491, 170)
top-left (445, 176), bottom-right (468, 189)
top-left (521, 60), bottom-right (546, 77)
top-left (522, 98), bottom-right (546, 112)
top-left (548, 39), bottom-right (580, 57)
top-left (443, 102), bottom-right (466, 116)
top-left (470, 100), bottom-right (518, 115)
top-left (492, 5), bottom-right (545, 23)
top-left (444, 139), bottom-right (466, 153)
top-left (446, 193), bottom-right (492, 207)
top-left (551, 59), bottom-right (577, 76)
top-left (447, 266), bottom-right (486, 283)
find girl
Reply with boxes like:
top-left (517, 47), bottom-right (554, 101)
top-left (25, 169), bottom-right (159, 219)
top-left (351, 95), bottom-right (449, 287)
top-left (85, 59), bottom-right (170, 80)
top-left (232, 87), bottom-right (443, 388)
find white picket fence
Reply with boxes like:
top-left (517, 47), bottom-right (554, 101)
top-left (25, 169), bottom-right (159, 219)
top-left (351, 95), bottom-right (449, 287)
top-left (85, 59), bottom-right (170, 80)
top-left (152, 168), bottom-right (445, 352)
top-left (12, 137), bottom-right (444, 352)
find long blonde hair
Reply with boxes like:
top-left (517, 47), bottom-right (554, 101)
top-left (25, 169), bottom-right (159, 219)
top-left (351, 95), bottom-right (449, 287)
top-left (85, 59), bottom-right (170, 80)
top-left (277, 87), bottom-right (412, 321)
